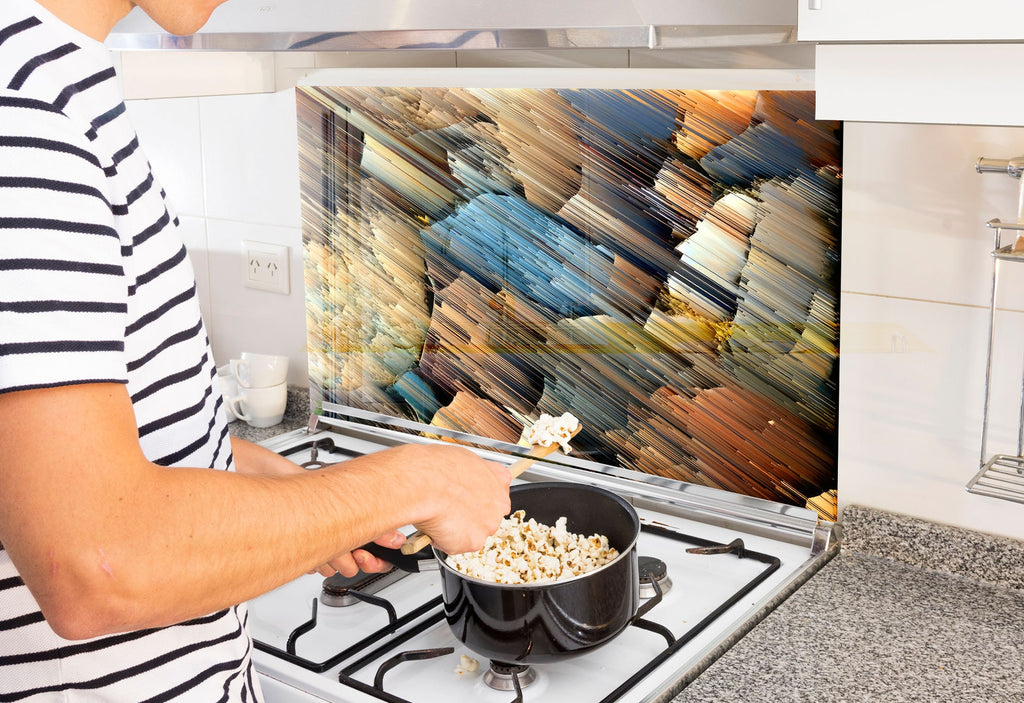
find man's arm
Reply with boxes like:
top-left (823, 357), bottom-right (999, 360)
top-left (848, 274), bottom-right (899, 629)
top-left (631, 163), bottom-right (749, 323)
top-left (229, 435), bottom-right (404, 576)
top-left (0, 382), bottom-right (510, 640)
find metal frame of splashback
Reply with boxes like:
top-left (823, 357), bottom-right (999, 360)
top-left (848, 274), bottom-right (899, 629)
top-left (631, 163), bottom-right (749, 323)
top-left (310, 404), bottom-right (835, 555)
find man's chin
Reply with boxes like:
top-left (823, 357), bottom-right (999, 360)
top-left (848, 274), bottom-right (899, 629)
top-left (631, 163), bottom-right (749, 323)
top-left (136, 2), bottom-right (221, 37)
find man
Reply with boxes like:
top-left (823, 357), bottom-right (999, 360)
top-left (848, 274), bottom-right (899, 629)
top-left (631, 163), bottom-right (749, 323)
top-left (0, 0), bottom-right (512, 699)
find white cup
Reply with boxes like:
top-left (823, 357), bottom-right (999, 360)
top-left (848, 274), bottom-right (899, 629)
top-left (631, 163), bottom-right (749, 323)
top-left (226, 382), bottom-right (288, 428)
top-left (216, 364), bottom-right (239, 421)
top-left (231, 352), bottom-right (288, 389)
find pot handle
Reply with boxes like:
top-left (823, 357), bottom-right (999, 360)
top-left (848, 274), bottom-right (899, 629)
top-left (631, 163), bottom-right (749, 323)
top-left (359, 542), bottom-right (438, 573)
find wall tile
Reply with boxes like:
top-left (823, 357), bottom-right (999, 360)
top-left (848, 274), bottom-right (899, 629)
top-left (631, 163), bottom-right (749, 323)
top-left (839, 291), bottom-right (1024, 540)
top-left (204, 218), bottom-right (307, 385)
top-left (198, 90), bottom-right (301, 229)
top-left (274, 51), bottom-right (459, 91)
top-left (125, 97), bottom-right (205, 217)
top-left (842, 121), bottom-right (1024, 310)
top-left (119, 52), bottom-right (275, 99)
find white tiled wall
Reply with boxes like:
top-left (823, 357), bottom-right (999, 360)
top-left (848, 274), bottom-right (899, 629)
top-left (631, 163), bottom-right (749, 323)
top-left (118, 50), bottom-right (478, 387)
top-left (125, 89), bottom-right (307, 385)
top-left (120, 50), bottom-right (1024, 539)
top-left (841, 122), bottom-right (1024, 540)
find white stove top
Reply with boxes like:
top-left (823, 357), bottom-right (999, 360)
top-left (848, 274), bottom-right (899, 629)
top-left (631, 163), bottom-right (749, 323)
top-left (249, 419), bottom-right (836, 703)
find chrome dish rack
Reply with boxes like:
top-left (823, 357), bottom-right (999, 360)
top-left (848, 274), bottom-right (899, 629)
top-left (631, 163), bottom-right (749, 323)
top-left (969, 156), bottom-right (1024, 504)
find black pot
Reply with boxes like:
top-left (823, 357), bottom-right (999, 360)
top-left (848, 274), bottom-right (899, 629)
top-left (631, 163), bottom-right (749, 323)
top-left (364, 482), bottom-right (644, 664)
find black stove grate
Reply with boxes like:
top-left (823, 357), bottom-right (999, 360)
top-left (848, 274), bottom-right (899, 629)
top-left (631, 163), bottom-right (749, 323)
top-left (254, 595), bottom-right (443, 675)
top-left (596, 525), bottom-right (780, 703)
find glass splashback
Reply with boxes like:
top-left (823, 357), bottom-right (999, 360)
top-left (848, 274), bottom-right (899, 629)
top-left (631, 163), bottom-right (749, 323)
top-left (296, 83), bottom-right (840, 517)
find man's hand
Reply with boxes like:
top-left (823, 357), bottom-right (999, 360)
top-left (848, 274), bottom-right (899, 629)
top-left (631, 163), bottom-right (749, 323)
top-left (403, 445), bottom-right (512, 556)
top-left (312, 530), bottom-right (406, 577)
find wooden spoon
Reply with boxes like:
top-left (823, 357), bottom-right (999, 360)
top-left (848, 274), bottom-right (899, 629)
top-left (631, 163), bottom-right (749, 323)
top-left (399, 423), bottom-right (582, 555)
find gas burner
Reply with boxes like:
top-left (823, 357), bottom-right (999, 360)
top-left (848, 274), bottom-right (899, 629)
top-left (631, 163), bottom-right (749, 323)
top-left (320, 567), bottom-right (407, 607)
top-left (483, 661), bottom-right (538, 691)
top-left (638, 555), bottom-right (673, 599)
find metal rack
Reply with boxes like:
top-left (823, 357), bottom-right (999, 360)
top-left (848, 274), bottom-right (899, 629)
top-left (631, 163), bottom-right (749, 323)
top-left (967, 156), bottom-right (1024, 504)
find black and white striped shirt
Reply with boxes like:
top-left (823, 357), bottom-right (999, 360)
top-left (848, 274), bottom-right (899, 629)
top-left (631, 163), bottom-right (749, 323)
top-left (0, 0), bottom-right (261, 699)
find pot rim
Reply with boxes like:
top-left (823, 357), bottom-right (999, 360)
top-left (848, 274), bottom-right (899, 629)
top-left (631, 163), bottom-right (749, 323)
top-left (433, 481), bottom-right (640, 588)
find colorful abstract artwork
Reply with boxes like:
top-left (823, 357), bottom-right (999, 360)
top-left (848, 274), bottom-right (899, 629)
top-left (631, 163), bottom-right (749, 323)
top-left (296, 84), bottom-right (840, 517)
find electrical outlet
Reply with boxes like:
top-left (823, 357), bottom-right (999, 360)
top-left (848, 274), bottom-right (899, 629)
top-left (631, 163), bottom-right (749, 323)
top-left (242, 241), bottom-right (290, 294)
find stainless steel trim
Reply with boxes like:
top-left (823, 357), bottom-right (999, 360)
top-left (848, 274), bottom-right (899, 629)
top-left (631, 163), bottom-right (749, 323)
top-left (106, 25), bottom-right (797, 52)
top-left (320, 402), bottom-right (529, 455)
top-left (108, 27), bottom-right (649, 52)
top-left (304, 405), bottom-right (830, 550)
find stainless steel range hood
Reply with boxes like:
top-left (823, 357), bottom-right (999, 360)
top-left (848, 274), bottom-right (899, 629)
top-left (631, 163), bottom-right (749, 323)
top-left (106, 0), bottom-right (797, 52)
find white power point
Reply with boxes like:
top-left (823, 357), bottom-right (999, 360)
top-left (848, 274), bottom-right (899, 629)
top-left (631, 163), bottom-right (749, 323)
top-left (242, 241), bottom-right (290, 294)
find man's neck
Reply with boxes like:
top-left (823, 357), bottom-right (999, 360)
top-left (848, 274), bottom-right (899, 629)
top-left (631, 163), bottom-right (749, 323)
top-left (34, 0), bottom-right (134, 42)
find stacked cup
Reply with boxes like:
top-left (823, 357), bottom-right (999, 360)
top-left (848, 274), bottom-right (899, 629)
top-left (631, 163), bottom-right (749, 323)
top-left (222, 352), bottom-right (289, 428)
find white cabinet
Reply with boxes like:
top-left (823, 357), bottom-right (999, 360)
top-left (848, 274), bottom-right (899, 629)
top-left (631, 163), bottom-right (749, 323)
top-left (802, 1), bottom-right (1024, 126)
top-left (798, 0), bottom-right (1024, 42)
top-left (814, 43), bottom-right (1024, 126)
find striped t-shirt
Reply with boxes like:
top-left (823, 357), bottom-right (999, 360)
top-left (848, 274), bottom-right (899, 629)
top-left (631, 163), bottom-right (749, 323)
top-left (0, 0), bottom-right (262, 699)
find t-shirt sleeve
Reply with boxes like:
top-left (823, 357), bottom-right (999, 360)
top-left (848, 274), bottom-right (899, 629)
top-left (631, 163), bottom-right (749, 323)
top-left (0, 94), bottom-right (129, 394)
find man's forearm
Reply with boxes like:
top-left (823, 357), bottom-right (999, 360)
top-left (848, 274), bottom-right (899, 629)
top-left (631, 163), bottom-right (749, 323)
top-left (80, 447), bottom-right (428, 635)
top-left (231, 434), bottom-right (304, 476)
top-left (0, 383), bottom-right (508, 639)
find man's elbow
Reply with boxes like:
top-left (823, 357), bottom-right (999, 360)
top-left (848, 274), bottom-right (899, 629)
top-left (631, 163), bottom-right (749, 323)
top-left (43, 602), bottom-right (116, 641)
top-left (31, 555), bottom-right (144, 640)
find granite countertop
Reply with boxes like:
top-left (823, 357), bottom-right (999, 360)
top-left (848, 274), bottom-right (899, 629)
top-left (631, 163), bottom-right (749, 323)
top-left (227, 385), bottom-right (310, 443)
top-left (672, 505), bottom-right (1024, 702)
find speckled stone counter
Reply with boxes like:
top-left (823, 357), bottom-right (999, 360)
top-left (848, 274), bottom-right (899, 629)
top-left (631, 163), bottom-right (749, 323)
top-left (227, 385), bottom-right (310, 444)
top-left (672, 505), bottom-right (1024, 702)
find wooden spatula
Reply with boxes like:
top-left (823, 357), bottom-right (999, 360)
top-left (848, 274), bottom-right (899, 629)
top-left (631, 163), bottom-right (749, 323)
top-left (399, 423), bottom-right (581, 555)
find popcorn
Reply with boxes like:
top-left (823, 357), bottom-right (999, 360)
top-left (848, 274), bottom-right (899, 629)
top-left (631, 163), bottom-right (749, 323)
top-left (445, 510), bottom-right (618, 584)
top-left (454, 654), bottom-right (479, 675)
top-left (524, 412), bottom-right (580, 454)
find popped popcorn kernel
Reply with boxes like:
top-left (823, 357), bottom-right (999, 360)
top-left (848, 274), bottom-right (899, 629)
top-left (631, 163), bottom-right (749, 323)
top-left (523, 413), bottom-right (580, 454)
top-left (454, 654), bottom-right (479, 675)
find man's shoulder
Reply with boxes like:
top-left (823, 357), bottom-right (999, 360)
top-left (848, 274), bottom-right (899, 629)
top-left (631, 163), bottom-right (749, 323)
top-left (0, 8), bottom-right (114, 152)
top-left (0, 87), bottom-right (107, 177)
top-left (0, 86), bottom-right (89, 136)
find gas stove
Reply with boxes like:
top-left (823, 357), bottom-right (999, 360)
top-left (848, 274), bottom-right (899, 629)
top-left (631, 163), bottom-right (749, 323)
top-left (249, 414), bottom-right (837, 703)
